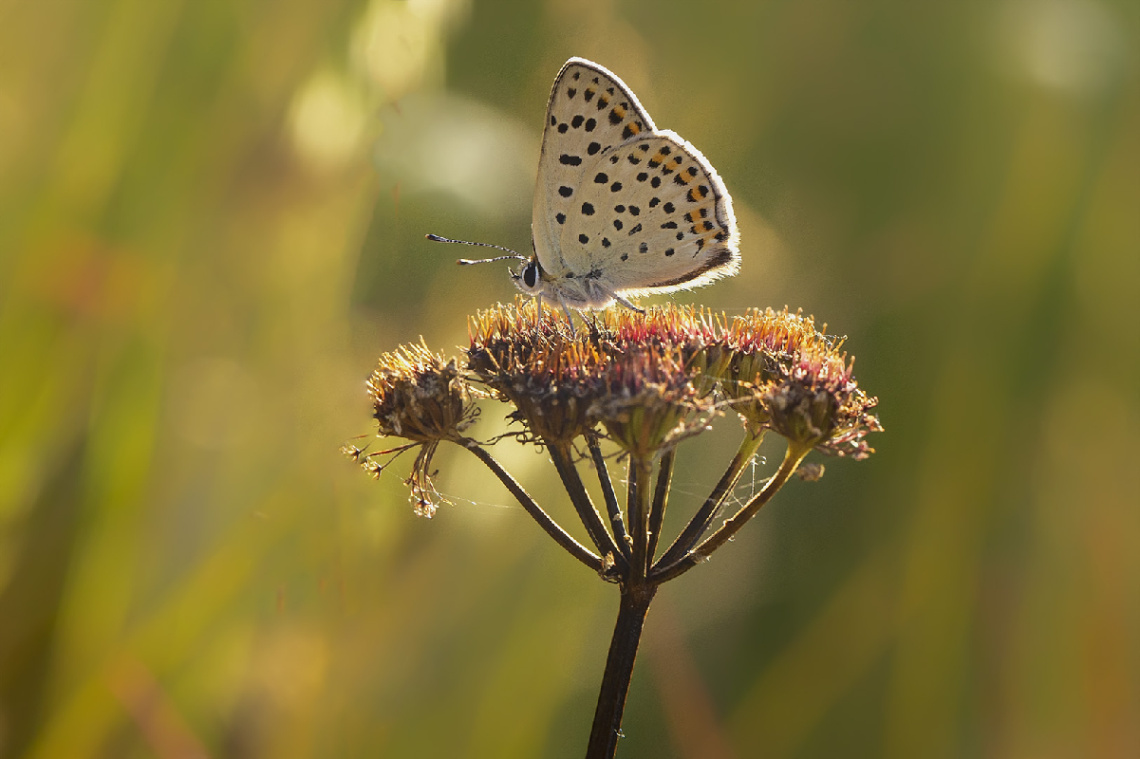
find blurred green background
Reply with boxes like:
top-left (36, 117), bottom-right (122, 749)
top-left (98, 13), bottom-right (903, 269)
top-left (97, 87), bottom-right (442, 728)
top-left (2, 0), bottom-right (1138, 756)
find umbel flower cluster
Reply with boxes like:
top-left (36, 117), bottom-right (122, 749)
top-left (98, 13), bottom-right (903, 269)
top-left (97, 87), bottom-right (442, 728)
top-left (354, 300), bottom-right (878, 518)
top-left (347, 298), bottom-right (881, 757)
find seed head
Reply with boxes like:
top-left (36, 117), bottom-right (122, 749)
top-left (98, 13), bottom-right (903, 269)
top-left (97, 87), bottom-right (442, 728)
top-left (364, 341), bottom-right (478, 517)
top-left (468, 300), bottom-right (715, 454)
top-left (367, 341), bottom-right (476, 443)
top-left (759, 342), bottom-right (881, 459)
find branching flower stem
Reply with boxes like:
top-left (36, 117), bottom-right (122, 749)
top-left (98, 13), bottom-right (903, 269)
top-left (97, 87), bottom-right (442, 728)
top-left (360, 301), bottom-right (882, 759)
top-left (646, 449), bottom-right (675, 563)
top-left (586, 433), bottom-right (630, 559)
top-left (653, 429), bottom-right (766, 571)
top-left (627, 454), bottom-right (654, 578)
top-left (652, 442), bottom-right (810, 583)
top-left (462, 440), bottom-right (603, 573)
top-left (549, 442), bottom-right (628, 573)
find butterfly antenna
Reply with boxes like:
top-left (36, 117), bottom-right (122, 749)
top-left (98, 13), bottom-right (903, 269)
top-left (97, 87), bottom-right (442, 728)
top-left (425, 234), bottom-right (528, 265)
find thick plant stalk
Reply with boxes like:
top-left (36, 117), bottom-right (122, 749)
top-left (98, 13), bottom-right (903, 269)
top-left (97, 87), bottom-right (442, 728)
top-left (585, 584), bottom-right (658, 759)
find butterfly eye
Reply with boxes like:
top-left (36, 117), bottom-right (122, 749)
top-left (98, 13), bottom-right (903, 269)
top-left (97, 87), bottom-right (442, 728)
top-left (522, 261), bottom-right (541, 290)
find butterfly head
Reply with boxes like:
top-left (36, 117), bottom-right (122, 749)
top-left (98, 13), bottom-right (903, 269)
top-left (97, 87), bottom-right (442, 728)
top-left (512, 257), bottom-right (546, 296)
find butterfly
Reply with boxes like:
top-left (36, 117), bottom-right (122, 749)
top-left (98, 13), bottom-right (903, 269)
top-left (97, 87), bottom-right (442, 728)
top-left (431, 57), bottom-right (739, 317)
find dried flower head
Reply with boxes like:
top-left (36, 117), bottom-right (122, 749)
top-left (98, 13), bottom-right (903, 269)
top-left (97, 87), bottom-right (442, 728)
top-left (586, 342), bottom-right (714, 458)
top-left (367, 341), bottom-right (476, 443)
top-left (760, 344), bottom-right (882, 459)
top-left (365, 341), bottom-right (478, 517)
top-left (707, 308), bottom-right (881, 458)
top-left (467, 301), bottom-right (600, 444)
top-left (468, 300), bottom-right (715, 454)
top-left (464, 299), bottom-right (881, 458)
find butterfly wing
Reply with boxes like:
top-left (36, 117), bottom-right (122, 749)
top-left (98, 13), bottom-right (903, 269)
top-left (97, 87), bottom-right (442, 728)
top-left (559, 130), bottom-right (739, 297)
top-left (532, 58), bottom-right (656, 277)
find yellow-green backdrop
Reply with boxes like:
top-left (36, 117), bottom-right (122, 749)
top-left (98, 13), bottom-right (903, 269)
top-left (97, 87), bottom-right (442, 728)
top-left (2, 0), bottom-right (1137, 757)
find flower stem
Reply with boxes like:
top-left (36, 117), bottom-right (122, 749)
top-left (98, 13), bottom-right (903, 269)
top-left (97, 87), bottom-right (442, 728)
top-left (462, 441), bottom-right (603, 573)
top-left (646, 449), bottom-right (675, 563)
top-left (651, 442), bottom-right (808, 583)
top-left (653, 430), bottom-right (765, 572)
top-left (627, 455), bottom-right (653, 577)
top-left (549, 443), bottom-right (627, 572)
top-left (586, 433), bottom-right (630, 559)
top-left (585, 583), bottom-right (658, 759)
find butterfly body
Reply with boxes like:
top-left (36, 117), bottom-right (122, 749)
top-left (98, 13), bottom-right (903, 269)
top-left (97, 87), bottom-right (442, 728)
top-left (442, 57), bottom-right (740, 313)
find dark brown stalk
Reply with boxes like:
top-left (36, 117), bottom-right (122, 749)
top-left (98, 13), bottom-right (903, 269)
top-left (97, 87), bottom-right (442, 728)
top-left (584, 583), bottom-right (658, 759)
top-left (462, 441), bottom-right (603, 572)
top-left (549, 443), bottom-right (627, 572)
top-left (586, 433), bottom-right (630, 558)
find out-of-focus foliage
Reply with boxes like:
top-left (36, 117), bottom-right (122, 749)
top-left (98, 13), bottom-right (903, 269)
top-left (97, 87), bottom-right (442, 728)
top-left (1, 0), bottom-right (1137, 757)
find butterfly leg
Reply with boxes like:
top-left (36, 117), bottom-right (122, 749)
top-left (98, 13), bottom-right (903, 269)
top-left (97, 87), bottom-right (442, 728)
top-left (613, 293), bottom-right (645, 314)
top-left (554, 293), bottom-right (578, 335)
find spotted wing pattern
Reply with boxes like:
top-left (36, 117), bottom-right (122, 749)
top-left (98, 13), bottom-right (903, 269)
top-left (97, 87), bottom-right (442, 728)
top-left (556, 131), bottom-right (739, 296)
top-left (532, 58), bottom-right (656, 276)
top-left (531, 57), bottom-right (739, 306)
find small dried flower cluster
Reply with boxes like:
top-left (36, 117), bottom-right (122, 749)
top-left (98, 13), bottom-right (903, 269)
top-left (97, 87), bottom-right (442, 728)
top-left (367, 341), bottom-right (476, 442)
top-left (361, 342), bottom-right (478, 517)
